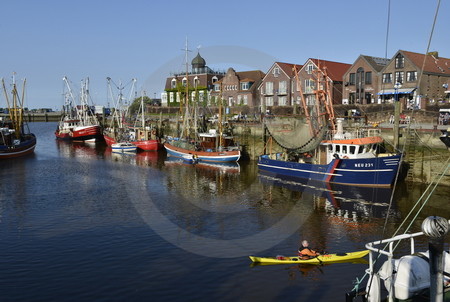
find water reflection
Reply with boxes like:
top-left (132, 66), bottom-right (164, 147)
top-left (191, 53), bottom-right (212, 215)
top-left (55, 140), bottom-right (166, 168)
top-left (258, 173), bottom-right (396, 219)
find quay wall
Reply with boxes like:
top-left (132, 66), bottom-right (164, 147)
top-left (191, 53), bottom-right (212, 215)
top-left (0, 113), bottom-right (62, 122)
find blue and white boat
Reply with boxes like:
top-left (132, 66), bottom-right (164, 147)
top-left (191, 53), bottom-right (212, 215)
top-left (258, 119), bottom-right (406, 187)
top-left (111, 142), bottom-right (137, 153)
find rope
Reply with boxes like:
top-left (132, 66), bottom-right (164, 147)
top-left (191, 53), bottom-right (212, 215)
top-left (349, 1), bottom-right (443, 297)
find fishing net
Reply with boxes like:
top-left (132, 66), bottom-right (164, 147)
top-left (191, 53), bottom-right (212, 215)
top-left (264, 116), bottom-right (327, 152)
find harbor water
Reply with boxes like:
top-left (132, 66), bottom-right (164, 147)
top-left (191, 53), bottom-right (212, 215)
top-left (0, 122), bottom-right (449, 302)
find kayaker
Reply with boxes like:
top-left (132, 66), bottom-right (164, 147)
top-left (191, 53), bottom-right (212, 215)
top-left (298, 240), bottom-right (320, 259)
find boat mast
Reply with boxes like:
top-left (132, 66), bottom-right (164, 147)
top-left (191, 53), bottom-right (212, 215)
top-left (1, 74), bottom-right (25, 139)
top-left (181, 37), bottom-right (191, 139)
top-left (218, 82), bottom-right (223, 148)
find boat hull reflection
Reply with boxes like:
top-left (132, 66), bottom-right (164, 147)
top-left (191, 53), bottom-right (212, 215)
top-left (258, 172), bottom-right (395, 218)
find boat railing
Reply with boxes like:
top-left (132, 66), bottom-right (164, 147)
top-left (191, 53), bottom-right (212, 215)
top-left (326, 127), bottom-right (381, 140)
top-left (365, 218), bottom-right (450, 278)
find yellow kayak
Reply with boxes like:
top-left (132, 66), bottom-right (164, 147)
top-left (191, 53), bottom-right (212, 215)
top-left (249, 250), bottom-right (369, 265)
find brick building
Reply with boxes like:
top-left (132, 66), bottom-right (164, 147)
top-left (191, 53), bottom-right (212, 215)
top-left (161, 52), bottom-right (225, 106)
top-left (209, 68), bottom-right (265, 108)
top-left (378, 50), bottom-right (450, 108)
top-left (258, 62), bottom-right (302, 108)
top-left (295, 58), bottom-right (351, 105)
top-left (343, 55), bottom-right (389, 104)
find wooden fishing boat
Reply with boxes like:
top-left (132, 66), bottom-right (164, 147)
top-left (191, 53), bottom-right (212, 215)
top-left (0, 76), bottom-right (36, 159)
top-left (55, 77), bottom-right (102, 142)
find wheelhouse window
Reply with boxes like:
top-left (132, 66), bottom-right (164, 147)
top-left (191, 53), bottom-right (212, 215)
top-left (350, 146), bottom-right (356, 154)
top-left (342, 145), bottom-right (347, 154)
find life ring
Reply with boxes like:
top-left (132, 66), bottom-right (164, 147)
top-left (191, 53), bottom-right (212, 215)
top-left (343, 156), bottom-right (349, 159)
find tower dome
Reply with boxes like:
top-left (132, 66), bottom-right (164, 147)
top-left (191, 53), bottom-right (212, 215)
top-left (191, 52), bottom-right (206, 69)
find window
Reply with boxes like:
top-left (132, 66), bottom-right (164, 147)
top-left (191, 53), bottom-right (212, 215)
top-left (342, 145), bottom-right (347, 154)
top-left (171, 78), bottom-right (177, 89)
top-left (243, 95), bottom-right (248, 105)
top-left (335, 145), bottom-right (340, 153)
top-left (265, 82), bottom-right (273, 95)
top-left (358, 146), bottom-right (364, 154)
top-left (162, 93), bottom-right (167, 104)
top-left (278, 96), bottom-right (287, 106)
top-left (214, 84), bottom-right (220, 91)
top-left (306, 63), bottom-right (315, 74)
top-left (305, 79), bottom-right (315, 93)
top-left (228, 96), bottom-right (233, 106)
top-left (395, 54), bottom-right (404, 68)
top-left (395, 71), bottom-right (404, 84)
top-left (406, 71), bottom-right (417, 82)
top-left (212, 76), bottom-right (218, 83)
top-left (265, 96), bottom-right (273, 106)
top-left (279, 81), bottom-right (287, 94)
top-left (350, 146), bottom-right (356, 154)
top-left (382, 73), bottom-right (392, 83)
top-left (240, 82), bottom-right (249, 90)
top-left (328, 145), bottom-right (333, 152)
top-left (182, 77), bottom-right (187, 87)
top-left (273, 67), bottom-right (280, 77)
top-left (365, 72), bottom-right (372, 84)
top-left (193, 76), bottom-right (199, 88)
top-left (349, 73), bottom-right (355, 85)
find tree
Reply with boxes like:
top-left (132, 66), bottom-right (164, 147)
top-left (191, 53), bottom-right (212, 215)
top-left (129, 96), bottom-right (152, 115)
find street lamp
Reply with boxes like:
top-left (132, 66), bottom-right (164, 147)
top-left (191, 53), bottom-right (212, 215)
top-left (394, 82), bottom-right (402, 102)
top-left (393, 82), bottom-right (402, 149)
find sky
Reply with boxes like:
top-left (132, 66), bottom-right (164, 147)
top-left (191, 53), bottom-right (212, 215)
top-left (1, 0), bottom-right (449, 110)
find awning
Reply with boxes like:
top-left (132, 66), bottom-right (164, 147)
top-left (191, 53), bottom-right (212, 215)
top-left (377, 88), bottom-right (416, 95)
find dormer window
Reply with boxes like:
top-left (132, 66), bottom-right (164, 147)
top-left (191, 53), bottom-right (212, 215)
top-left (193, 76), bottom-right (199, 88)
top-left (182, 77), bottom-right (187, 87)
top-left (240, 82), bottom-right (249, 90)
top-left (212, 76), bottom-right (218, 83)
top-left (171, 78), bottom-right (177, 89)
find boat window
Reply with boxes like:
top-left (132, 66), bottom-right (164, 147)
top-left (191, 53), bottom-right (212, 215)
top-left (372, 144), bottom-right (377, 151)
top-left (350, 146), bottom-right (356, 154)
top-left (328, 145), bottom-right (333, 152)
top-left (335, 145), bottom-right (340, 153)
top-left (358, 146), bottom-right (364, 153)
top-left (342, 145), bottom-right (347, 154)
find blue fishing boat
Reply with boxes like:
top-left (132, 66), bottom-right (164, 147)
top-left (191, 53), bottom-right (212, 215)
top-left (258, 65), bottom-right (406, 188)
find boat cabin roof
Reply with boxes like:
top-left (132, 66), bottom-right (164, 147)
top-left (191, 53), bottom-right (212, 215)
top-left (322, 136), bottom-right (383, 145)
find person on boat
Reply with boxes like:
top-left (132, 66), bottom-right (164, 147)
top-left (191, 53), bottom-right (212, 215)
top-left (298, 240), bottom-right (320, 259)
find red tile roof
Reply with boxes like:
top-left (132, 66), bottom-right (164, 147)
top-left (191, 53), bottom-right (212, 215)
top-left (401, 50), bottom-right (450, 75)
top-left (309, 58), bottom-right (352, 81)
top-left (275, 62), bottom-right (303, 77)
